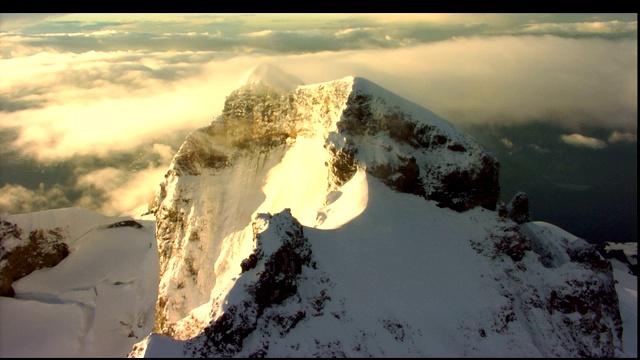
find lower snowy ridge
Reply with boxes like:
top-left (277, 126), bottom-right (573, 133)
top-left (130, 175), bottom-right (625, 358)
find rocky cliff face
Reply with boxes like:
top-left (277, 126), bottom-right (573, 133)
top-left (478, 221), bottom-right (622, 358)
top-left (139, 66), bottom-right (623, 357)
top-left (329, 81), bottom-right (499, 212)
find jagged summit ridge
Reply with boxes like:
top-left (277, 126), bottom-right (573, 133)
top-left (349, 76), bottom-right (460, 137)
top-left (166, 69), bottom-right (499, 212)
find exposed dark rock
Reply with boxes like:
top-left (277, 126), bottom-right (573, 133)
top-left (547, 275), bottom-right (623, 358)
top-left (199, 301), bottom-right (259, 357)
top-left (429, 154), bottom-right (500, 212)
top-left (448, 143), bottom-right (467, 152)
top-left (144, 74), bottom-right (626, 358)
top-left (602, 248), bottom-right (631, 265)
top-left (163, 78), bottom-right (502, 224)
top-left (490, 225), bottom-right (532, 262)
top-left (107, 220), bottom-right (143, 229)
top-left (474, 154), bottom-right (501, 211)
top-left (172, 132), bottom-right (231, 176)
top-left (171, 85), bottom-right (298, 178)
top-left (248, 211), bottom-right (312, 309)
top-left (431, 134), bottom-right (448, 147)
top-left (567, 240), bottom-right (612, 273)
top-left (0, 224), bottom-right (69, 297)
top-left (232, 131), bottom-right (289, 152)
top-left (596, 244), bottom-right (638, 276)
top-left (267, 309), bottom-right (306, 336)
top-left (187, 209), bottom-right (313, 357)
top-left (369, 156), bottom-right (426, 198)
top-left (385, 111), bottom-right (418, 146)
top-left (0, 219), bottom-right (22, 241)
top-left (497, 202), bottom-right (508, 220)
top-left (335, 88), bottom-right (500, 213)
top-left (471, 220), bottom-right (623, 357)
top-left (241, 254), bottom-right (258, 273)
top-left (339, 93), bottom-right (374, 136)
top-left (327, 145), bottom-right (358, 188)
top-left (507, 192), bottom-right (531, 224)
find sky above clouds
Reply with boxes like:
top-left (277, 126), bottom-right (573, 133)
top-left (0, 13), bottom-right (637, 241)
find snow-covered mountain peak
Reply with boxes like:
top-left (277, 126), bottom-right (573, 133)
top-left (127, 67), bottom-right (630, 357)
top-left (148, 69), bottom-right (503, 342)
top-left (239, 63), bottom-right (304, 92)
top-left (0, 65), bottom-right (634, 358)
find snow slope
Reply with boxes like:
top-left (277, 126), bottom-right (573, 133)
top-left (133, 169), bottom-right (635, 357)
top-left (0, 202), bottom-right (635, 358)
top-left (0, 208), bottom-right (158, 357)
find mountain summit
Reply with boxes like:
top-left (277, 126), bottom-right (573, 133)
top-left (0, 66), bottom-right (633, 358)
top-left (239, 63), bottom-right (305, 92)
top-left (130, 66), bottom-right (623, 357)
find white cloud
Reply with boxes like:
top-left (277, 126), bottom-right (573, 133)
top-left (528, 144), bottom-right (550, 153)
top-left (274, 36), bottom-right (637, 130)
top-left (77, 167), bottom-right (128, 193)
top-left (500, 138), bottom-right (514, 149)
top-left (245, 30), bottom-right (272, 37)
top-left (0, 183), bottom-right (71, 215)
top-left (560, 134), bottom-right (607, 149)
top-left (0, 13), bottom-right (67, 32)
top-left (608, 130), bottom-right (637, 143)
top-left (0, 36), bottom-right (636, 162)
top-left (76, 166), bottom-right (167, 216)
top-left (0, 51), bottom-right (247, 161)
top-left (522, 21), bottom-right (637, 35)
top-left (151, 143), bottom-right (176, 164)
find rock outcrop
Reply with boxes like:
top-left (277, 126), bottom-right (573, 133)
top-left (0, 219), bottom-right (69, 297)
top-left (506, 191), bottom-right (531, 224)
top-left (184, 209), bottom-right (314, 357)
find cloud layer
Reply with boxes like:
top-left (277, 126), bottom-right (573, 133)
top-left (0, 183), bottom-right (71, 215)
top-left (1, 35), bottom-right (635, 163)
top-left (1, 14), bottom-right (636, 59)
top-left (0, 14), bottom-right (636, 217)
